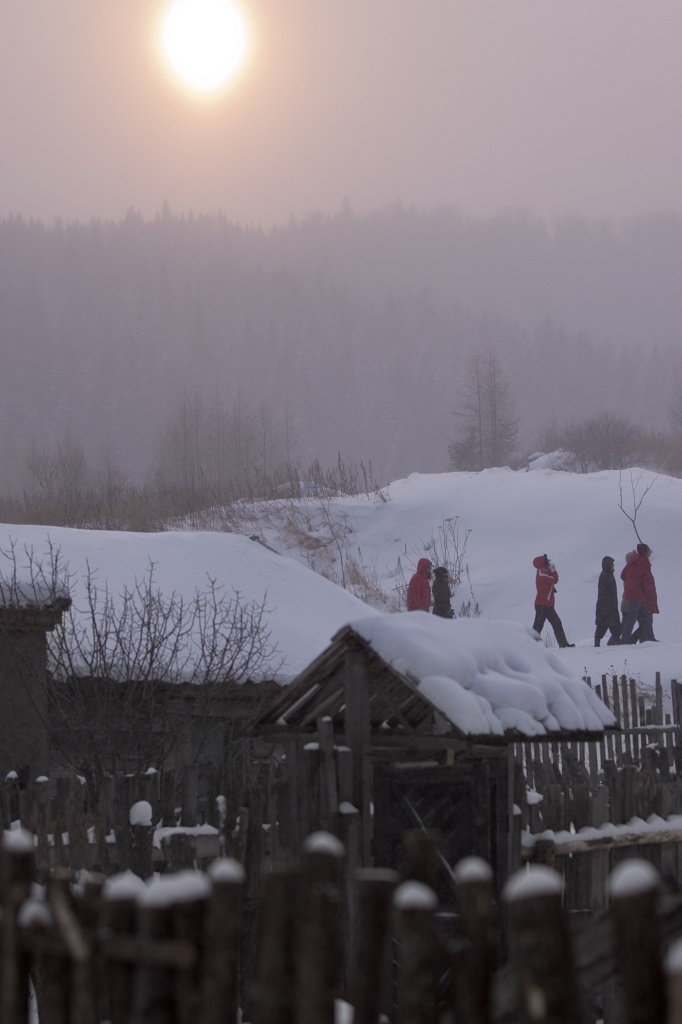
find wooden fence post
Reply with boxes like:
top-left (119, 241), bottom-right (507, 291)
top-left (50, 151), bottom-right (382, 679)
top-left (349, 868), bottom-right (399, 1024)
top-left (171, 873), bottom-right (211, 1024)
top-left (131, 878), bottom-right (184, 1024)
top-left (102, 871), bottom-right (148, 1024)
top-left (452, 856), bottom-right (497, 1024)
top-left (72, 872), bottom-right (105, 1024)
top-left (249, 863), bottom-right (302, 1024)
top-left (129, 800), bottom-right (154, 880)
top-left (503, 865), bottom-right (581, 1024)
top-left (42, 872), bottom-right (82, 1024)
top-left (401, 829), bottom-right (442, 892)
top-left (201, 858), bottom-right (245, 1024)
top-left (665, 937), bottom-right (682, 1024)
top-left (394, 880), bottom-right (441, 1024)
top-left (609, 859), bottom-right (666, 1024)
top-left (295, 833), bottom-right (345, 1024)
top-left (0, 829), bottom-right (35, 1024)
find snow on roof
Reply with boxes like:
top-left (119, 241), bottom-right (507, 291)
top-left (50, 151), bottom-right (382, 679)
top-left (0, 580), bottom-right (71, 609)
top-left (0, 526), bottom-right (377, 683)
top-left (349, 613), bottom-right (616, 738)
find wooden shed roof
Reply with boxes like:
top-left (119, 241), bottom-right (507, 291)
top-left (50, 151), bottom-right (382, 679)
top-left (250, 622), bottom-right (618, 746)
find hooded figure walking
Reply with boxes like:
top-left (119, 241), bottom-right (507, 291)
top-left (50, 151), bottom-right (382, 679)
top-left (620, 543), bottom-right (658, 643)
top-left (532, 554), bottom-right (575, 648)
top-left (432, 566), bottom-right (455, 618)
top-left (406, 558), bottom-right (432, 611)
top-left (595, 556), bottom-right (621, 646)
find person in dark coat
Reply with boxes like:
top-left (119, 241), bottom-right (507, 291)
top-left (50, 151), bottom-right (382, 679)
top-left (432, 566), bottom-right (454, 618)
top-left (406, 558), bottom-right (432, 611)
top-left (532, 554), bottom-right (574, 648)
top-left (595, 556), bottom-right (621, 646)
top-left (620, 543), bottom-right (658, 643)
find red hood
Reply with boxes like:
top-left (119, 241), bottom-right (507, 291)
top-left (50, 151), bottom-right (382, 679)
top-left (416, 558), bottom-right (432, 576)
top-left (533, 555), bottom-right (548, 570)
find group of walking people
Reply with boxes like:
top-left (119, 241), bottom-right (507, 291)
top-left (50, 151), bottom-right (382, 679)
top-left (532, 544), bottom-right (658, 648)
top-left (406, 543), bottom-right (659, 646)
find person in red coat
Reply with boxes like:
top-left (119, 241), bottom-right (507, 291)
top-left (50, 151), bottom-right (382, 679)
top-left (532, 554), bottom-right (574, 648)
top-left (406, 558), bottom-right (432, 611)
top-left (620, 543), bottom-right (658, 643)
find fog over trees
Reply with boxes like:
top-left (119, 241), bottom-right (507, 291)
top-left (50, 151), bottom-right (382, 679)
top-left (1, 205), bottom-right (681, 491)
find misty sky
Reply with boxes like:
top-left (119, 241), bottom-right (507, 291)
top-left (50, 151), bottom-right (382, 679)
top-left (2, 0), bottom-right (681, 227)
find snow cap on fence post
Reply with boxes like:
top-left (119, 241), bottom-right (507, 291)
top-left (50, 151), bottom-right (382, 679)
top-left (608, 857), bottom-right (659, 898)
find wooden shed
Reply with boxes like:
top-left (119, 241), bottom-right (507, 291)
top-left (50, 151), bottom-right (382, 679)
top-left (250, 614), bottom-right (618, 894)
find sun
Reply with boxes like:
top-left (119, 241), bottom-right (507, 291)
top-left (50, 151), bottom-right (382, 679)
top-left (160, 0), bottom-right (248, 95)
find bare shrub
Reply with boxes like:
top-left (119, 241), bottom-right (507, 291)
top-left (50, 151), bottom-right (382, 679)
top-left (0, 542), bottom-right (280, 781)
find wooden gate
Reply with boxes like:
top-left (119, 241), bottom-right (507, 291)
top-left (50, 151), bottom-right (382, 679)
top-left (372, 757), bottom-right (510, 900)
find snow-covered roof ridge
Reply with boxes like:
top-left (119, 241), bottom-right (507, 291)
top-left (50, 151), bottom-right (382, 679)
top-left (348, 613), bottom-right (617, 738)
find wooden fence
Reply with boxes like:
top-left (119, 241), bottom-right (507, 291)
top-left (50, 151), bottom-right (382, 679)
top-left (2, 826), bottom-right (682, 1024)
top-left (5, 673), bottom-right (682, 920)
top-left (513, 673), bottom-right (682, 913)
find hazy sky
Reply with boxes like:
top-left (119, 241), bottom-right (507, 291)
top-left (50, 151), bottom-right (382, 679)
top-left (1, 0), bottom-right (681, 226)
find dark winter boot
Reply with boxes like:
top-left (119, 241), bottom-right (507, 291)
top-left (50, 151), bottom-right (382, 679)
top-left (594, 636), bottom-right (600, 647)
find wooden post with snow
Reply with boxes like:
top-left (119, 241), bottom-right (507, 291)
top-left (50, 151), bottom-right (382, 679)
top-left (609, 860), bottom-right (666, 1024)
top-left (504, 866), bottom-right (582, 1024)
top-left (453, 857), bottom-right (497, 1024)
top-left (201, 858), bottom-right (245, 1024)
top-left (394, 879), bottom-right (441, 1024)
top-left (295, 833), bottom-right (344, 1024)
top-left (0, 829), bottom-right (34, 1024)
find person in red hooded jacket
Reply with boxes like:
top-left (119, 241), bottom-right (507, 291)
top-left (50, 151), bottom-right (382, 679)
top-left (532, 554), bottom-right (574, 648)
top-left (620, 543), bottom-right (658, 643)
top-left (406, 558), bottom-right (432, 611)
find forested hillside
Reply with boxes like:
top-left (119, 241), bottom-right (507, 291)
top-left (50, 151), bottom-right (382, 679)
top-left (1, 206), bottom-right (681, 489)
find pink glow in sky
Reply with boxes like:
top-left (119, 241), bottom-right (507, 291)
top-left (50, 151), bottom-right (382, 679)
top-left (1, 0), bottom-right (680, 225)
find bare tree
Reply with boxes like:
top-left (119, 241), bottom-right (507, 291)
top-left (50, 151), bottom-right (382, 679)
top-left (618, 470), bottom-right (657, 544)
top-left (534, 412), bottom-right (644, 473)
top-left (565, 412), bottom-right (643, 472)
top-left (449, 349), bottom-right (518, 471)
top-left (0, 542), bottom-right (280, 783)
top-left (669, 383), bottom-right (682, 439)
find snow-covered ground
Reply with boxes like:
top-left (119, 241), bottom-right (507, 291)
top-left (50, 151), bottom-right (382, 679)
top-left (262, 466), bottom-right (682, 691)
top-left (1, 467), bottom-right (680, 693)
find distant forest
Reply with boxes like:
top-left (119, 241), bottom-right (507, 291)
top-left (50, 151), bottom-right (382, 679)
top-left (1, 204), bottom-right (682, 491)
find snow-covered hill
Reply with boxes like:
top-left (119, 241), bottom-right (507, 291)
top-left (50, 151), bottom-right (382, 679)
top-left (2, 466), bottom-right (681, 689)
